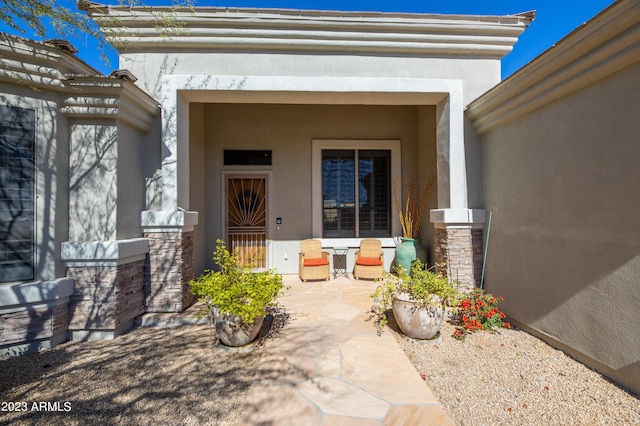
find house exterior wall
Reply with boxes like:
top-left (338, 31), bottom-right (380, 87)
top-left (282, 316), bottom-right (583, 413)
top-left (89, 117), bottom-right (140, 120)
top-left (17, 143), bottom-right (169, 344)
top-left (417, 105), bottom-right (439, 265)
top-left (200, 103), bottom-right (425, 273)
top-left (121, 53), bottom-right (501, 272)
top-left (188, 103), bottom-right (207, 276)
top-left (0, 88), bottom-right (69, 282)
top-left (85, 6), bottom-right (533, 287)
top-left (0, 41), bottom-right (74, 356)
top-left (467, 0), bottom-right (640, 393)
top-left (122, 52), bottom-right (500, 106)
top-left (68, 122), bottom-right (118, 241)
top-left (68, 113), bottom-right (157, 242)
top-left (1, 7), bottom-right (535, 355)
top-left (0, 34), bottom-right (159, 354)
top-left (117, 122), bottom-right (152, 240)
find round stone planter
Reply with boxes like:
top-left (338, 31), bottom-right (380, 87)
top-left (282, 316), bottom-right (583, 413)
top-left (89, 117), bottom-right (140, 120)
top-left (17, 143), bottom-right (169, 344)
top-left (212, 307), bottom-right (264, 347)
top-left (391, 292), bottom-right (444, 340)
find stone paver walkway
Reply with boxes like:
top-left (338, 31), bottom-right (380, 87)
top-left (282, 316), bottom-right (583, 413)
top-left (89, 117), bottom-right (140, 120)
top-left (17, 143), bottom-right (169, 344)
top-left (240, 275), bottom-right (454, 425)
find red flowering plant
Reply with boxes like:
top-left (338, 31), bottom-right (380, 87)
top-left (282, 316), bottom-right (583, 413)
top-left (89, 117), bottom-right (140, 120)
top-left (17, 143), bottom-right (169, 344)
top-left (452, 288), bottom-right (511, 340)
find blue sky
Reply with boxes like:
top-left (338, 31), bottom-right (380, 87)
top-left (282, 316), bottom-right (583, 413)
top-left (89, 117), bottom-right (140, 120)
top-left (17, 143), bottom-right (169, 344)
top-left (3, 0), bottom-right (616, 78)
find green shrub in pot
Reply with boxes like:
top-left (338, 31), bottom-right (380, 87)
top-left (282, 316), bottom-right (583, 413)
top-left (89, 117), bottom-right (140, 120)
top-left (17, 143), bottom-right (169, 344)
top-left (371, 261), bottom-right (459, 338)
top-left (189, 240), bottom-right (285, 346)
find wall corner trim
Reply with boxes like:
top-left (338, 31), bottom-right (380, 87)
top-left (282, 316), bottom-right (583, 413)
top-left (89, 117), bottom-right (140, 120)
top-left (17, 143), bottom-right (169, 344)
top-left (430, 208), bottom-right (486, 228)
top-left (140, 210), bottom-right (199, 232)
top-left (0, 278), bottom-right (75, 309)
top-left (61, 238), bottom-right (150, 266)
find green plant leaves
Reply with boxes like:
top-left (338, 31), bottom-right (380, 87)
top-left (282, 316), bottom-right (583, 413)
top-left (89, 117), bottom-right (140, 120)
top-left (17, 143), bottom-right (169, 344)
top-left (189, 240), bottom-right (285, 324)
top-left (370, 260), bottom-right (459, 330)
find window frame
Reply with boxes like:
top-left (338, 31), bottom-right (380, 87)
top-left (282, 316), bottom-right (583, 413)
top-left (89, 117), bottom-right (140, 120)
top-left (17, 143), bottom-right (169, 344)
top-left (312, 139), bottom-right (401, 239)
top-left (0, 105), bottom-right (36, 284)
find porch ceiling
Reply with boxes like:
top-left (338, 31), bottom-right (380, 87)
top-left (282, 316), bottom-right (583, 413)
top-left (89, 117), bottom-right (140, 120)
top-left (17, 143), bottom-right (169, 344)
top-left (180, 90), bottom-right (448, 105)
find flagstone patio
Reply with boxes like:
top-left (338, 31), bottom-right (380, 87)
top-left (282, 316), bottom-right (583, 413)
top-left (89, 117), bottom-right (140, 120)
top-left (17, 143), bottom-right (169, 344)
top-left (239, 275), bottom-right (454, 425)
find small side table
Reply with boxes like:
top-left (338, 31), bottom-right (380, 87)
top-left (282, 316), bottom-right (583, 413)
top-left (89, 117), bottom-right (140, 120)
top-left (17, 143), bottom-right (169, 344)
top-left (332, 247), bottom-right (349, 279)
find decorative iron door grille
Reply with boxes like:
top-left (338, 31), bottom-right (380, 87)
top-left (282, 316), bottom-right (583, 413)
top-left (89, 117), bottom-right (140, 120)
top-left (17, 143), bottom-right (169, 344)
top-left (226, 176), bottom-right (267, 268)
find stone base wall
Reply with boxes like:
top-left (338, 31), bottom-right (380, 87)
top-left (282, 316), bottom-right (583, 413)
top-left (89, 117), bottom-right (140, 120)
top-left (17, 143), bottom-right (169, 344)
top-left (435, 227), bottom-right (483, 292)
top-left (0, 304), bottom-right (69, 349)
top-left (144, 231), bottom-right (195, 313)
top-left (66, 259), bottom-right (145, 334)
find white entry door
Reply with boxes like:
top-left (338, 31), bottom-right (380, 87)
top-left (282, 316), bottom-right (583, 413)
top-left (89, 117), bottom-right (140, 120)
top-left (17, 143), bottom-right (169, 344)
top-left (226, 175), bottom-right (268, 268)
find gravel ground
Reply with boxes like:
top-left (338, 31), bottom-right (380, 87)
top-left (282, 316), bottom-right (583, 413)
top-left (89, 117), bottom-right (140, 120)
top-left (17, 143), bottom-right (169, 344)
top-left (1, 315), bottom-right (638, 425)
top-left (0, 325), bottom-right (261, 425)
top-left (393, 315), bottom-right (640, 426)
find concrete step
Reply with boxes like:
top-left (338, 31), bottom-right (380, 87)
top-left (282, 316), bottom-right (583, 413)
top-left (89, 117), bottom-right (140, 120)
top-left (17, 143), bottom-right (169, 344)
top-left (135, 302), bottom-right (210, 328)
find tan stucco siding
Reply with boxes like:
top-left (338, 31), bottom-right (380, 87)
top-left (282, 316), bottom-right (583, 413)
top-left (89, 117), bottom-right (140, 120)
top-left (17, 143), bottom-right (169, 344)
top-left (198, 103), bottom-right (431, 270)
top-left (189, 103), bottom-right (207, 275)
top-left (480, 61), bottom-right (640, 393)
top-left (69, 122), bottom-right (118, 242)
top-left (116, 123), bottom-right (150, 240)
top-left (121, 52), bottom-right (499, 105)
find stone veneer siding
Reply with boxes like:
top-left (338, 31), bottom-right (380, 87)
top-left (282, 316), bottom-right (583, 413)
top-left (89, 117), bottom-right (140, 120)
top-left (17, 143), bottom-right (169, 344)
top-left (435, 228), bottom-right (483, 292)
top-left (66, 259), bottom-right (145, 334)
top-left (144, 231), bottom-right (195, 313)
top-left (0, 304), bottom-right (68, 347)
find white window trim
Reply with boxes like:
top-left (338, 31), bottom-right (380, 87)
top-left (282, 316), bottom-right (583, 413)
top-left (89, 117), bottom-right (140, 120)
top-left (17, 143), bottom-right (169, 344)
top-left (311, 139), bottom-right (401, 240)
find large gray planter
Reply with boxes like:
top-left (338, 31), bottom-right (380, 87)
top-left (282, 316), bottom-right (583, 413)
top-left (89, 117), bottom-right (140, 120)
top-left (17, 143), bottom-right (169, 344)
top-left (212, 307), bottom-right (264, 347)
top-left (391, 292), bottom-right (444, 340)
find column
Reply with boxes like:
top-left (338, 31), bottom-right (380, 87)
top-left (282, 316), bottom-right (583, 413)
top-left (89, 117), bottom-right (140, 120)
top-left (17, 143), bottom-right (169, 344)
top-left (141, 210), bottom-right (198, 313)
top-left (431, 93), bottom-right (486, 291)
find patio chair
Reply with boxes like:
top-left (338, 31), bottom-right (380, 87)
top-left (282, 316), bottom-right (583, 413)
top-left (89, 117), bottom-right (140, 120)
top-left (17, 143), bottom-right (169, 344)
top-left (299, 239), bottom-right (330, 282)
top-left (354, 238), bottom-right (384, 280)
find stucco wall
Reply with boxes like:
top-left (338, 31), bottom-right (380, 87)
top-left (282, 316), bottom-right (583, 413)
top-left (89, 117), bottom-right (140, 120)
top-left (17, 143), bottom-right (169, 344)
top-left (122, 53), bottom-right (499, 106)
top-left (1, 34), bottom-right (161, 355)
top-left (189, 103), bottom-right (207, 275)
top-left (198, 103), bottom-right (433, 272)
top-left (116, 123), bottom-right (150, 239)
top-left (69, 121), bottom-right (118, 242)
top-left (417, 105), bottom-right (438, 265)
top-left (142, 119), bottom-right (163, 212)
top-left (480, 61), bottom-right (640, 393)
top-left (68, 120), bottom-right (152, 242)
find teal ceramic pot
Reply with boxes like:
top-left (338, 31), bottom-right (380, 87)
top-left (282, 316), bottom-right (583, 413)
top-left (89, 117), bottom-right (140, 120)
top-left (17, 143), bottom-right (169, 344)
top-left (394, 238), bottom-right (417, 274)
top-left (394, 238), bottom-right (427, 274)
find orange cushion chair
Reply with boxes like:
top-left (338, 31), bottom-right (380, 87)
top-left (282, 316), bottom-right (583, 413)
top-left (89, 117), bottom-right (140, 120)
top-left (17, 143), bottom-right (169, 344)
top-left (354, 238), bottom-right (384, 280)
top-left (299, 239), bottom-right (330, 282)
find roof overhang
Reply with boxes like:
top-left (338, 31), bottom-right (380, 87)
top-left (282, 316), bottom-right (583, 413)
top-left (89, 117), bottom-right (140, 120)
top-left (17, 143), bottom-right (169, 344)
top-left (467, 0), bottom-right (639, 135)
top-left (0, 32), bottom-right (159, 132)
top-left (81, 3), bottom-right (534, 59)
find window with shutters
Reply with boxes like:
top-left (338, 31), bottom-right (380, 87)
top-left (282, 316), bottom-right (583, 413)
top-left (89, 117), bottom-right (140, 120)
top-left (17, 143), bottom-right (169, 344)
top-left (0, 105), bottom-right (35, 283)
top-left (322, 149), bottom-right (391, 238)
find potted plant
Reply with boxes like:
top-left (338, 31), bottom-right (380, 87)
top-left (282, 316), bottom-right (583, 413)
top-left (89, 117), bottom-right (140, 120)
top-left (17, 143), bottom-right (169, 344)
top-left (189, 239), bottom-right (285, 347)
top-left (371, 260), bottom-right (459, 340)
top-left (393, 175), bottom-right (434, 274)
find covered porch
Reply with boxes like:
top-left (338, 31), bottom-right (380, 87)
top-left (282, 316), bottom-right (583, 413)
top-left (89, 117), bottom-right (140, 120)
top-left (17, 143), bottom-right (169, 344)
top-left (149, 75), bottom-right (486, 285)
